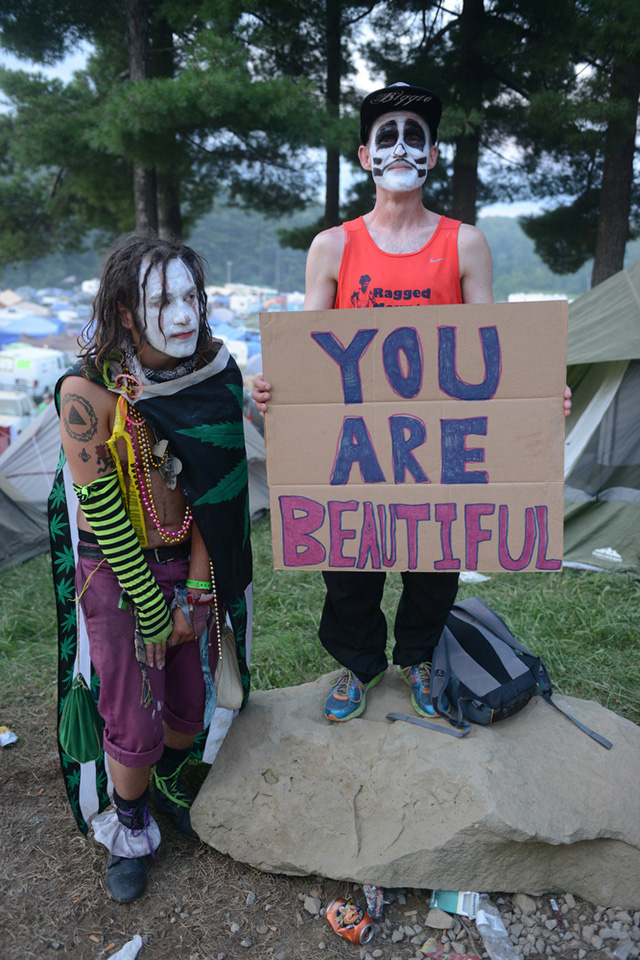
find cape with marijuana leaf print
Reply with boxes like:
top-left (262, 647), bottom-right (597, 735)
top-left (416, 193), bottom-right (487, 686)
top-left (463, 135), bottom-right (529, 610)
top-left (48, 345), bottom-right (252, 835)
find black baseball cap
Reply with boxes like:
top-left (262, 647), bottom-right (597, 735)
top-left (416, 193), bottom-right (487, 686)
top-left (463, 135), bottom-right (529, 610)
top-left (360, 82), bottom-right (442, 145)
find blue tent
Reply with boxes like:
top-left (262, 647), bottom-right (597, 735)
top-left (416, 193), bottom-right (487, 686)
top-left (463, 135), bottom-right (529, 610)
top-left (0, 316), bottom-right (64, 346)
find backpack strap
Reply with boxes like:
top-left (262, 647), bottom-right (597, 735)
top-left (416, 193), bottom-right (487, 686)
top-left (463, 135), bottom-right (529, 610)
top-left (430, 627), bottom-right (473, 734)
top-left (541, 692), bottom-right (612, 749)
top-left (386, 712), bottom-right (471, 738)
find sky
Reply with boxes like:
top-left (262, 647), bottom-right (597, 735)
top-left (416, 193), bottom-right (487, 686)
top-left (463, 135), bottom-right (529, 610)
top-left (0, 46), bottom-right (89, 81)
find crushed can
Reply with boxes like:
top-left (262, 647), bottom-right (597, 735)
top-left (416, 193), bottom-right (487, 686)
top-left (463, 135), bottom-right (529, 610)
top-left (326, 897), bottom-right (379, 944)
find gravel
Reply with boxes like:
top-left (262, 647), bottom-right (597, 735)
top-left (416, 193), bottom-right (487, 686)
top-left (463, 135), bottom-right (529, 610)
top-left (315, 888), bottom-right (640, 959)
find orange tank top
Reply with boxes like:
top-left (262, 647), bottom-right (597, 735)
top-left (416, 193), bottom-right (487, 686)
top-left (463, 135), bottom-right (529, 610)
top-left (335, 215), bottom-right (462, 309)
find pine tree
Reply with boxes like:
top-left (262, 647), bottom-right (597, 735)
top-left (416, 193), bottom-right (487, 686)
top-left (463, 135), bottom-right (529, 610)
top-left (0, 0), bottom-right (320, 263)
top-left (515, 0), bottom-right (640, 285)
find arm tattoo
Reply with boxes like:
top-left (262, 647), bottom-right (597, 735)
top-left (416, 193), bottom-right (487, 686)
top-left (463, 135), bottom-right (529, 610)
top-left (61, 393), bottom-right (99, 443)
top-left (95, 443), bottom-right (113, 475)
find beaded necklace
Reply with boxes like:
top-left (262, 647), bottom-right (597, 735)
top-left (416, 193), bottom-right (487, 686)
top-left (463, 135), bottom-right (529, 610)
top-left (126, 404), bottom-right (192, 543)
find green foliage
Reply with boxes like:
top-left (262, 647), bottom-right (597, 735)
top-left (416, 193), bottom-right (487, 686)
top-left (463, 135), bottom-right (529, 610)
top-left (0, 0), bottom-right (114, 63)
top-left (520, 193), bottom-right (601, 276)
top-left (502, 0), bottom-right (640, 279)
top-left (0, 64), bottom-right (137, 263)
top-left (0, 3), bottom-right (325, 263)
top-left (187, 203), bottom-right (316, 290)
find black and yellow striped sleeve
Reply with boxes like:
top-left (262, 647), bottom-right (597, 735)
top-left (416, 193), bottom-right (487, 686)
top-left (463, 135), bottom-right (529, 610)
top-left (74, 472), bottom-right (172, 644)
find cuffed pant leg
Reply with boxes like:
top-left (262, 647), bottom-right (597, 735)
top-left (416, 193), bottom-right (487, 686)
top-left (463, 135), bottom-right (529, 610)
top-left (319, 570), bottom-right (388, 683)
top-left (393, 572), bottom-right (459, 666)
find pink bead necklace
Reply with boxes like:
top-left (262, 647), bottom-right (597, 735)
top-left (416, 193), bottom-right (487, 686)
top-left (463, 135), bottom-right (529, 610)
top-left (126, 407), bottom-right (192, 543)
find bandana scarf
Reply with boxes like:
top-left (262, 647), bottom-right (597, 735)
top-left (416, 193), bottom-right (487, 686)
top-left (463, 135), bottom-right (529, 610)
top-left (48, 346), bottom-right (252, 834)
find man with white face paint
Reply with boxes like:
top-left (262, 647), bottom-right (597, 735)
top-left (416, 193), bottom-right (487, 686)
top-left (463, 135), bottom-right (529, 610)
top-left (369, 111), bottom-right (432, 193)
top-left (253, 82), bottom-right (570, 723)
top-left (51, 235), bottom-right (252, 902)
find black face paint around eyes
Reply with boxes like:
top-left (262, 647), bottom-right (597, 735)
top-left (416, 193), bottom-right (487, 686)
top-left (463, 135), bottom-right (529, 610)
top-left (404, 121), bottom-right (426, 142)
top-left (375, 121), bottom-right (398, 148)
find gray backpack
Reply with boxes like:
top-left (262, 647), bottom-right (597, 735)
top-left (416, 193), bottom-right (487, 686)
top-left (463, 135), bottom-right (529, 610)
top-left (390, 597), bottom-right (611, 749)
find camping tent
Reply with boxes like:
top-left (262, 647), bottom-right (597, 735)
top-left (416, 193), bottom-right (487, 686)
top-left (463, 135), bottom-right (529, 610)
top-left (0, 472), bottom-right (49, 569)
top-left (563, 259), bottom-right (640, 573)
top-left (0, 401), bottom-right (59, 511)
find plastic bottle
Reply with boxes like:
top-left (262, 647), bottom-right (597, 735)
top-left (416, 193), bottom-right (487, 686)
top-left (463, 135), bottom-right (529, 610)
top-left (474, 895), bottom-right (520, 960)
top-left (613, 941), bottom-right (633, 960)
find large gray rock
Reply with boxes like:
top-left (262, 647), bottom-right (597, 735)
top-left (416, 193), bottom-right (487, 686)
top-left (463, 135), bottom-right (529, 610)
top-left (190, 668), bottom-right (640, 908)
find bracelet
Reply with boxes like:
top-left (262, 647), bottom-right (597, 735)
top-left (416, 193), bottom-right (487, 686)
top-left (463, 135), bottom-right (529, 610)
top-left (186, 578), bottom-right (212, 590)
top-left (187, 592), bottom-right (214, 606)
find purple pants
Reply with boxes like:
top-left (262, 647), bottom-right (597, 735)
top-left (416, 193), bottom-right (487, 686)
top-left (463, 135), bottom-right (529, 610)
top-left (76, 555), bottom-right (207, 768)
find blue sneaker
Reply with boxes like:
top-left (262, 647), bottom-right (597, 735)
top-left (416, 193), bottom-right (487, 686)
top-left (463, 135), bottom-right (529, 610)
top-left (324, 669), bottom-right (384, 721)
top-left (398, 662), bottom-right (441, 718)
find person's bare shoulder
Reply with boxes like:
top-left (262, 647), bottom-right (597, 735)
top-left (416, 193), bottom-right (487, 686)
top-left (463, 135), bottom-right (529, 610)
top-left (310, 223), bottom-right (345, 254)
top-left (458, 222), bottom-right (491, 257)
top-left (304, 224), bottom-right (346, 310)
top-left (458, 223), bottom-right (493, 304)
top-left (59, 373), bottom-right (113, 417)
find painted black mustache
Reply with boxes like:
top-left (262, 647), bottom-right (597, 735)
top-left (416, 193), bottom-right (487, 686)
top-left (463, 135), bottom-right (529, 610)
top-left (372, 155), bottom-right (427, 178)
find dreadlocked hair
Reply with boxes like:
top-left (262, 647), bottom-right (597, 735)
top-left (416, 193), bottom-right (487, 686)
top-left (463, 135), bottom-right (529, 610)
top-left (78, 233), bottom-right (214, 374)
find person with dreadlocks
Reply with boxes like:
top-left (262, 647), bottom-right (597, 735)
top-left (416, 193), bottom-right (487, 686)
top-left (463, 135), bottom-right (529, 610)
top-left (49, 235), bottom-right (253, 902)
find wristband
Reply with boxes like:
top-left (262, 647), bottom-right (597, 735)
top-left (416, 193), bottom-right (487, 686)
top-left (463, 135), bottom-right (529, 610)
top-left (186, 578), bottom-right (212, 590)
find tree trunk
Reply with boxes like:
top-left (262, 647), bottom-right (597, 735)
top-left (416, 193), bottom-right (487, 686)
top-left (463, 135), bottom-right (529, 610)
top-left (324, 0), bottom-right (341, 230)
top-left (451, 129), bottom-right (480, 224)
top-left (450, 0), bottom-right (485, 225)
top-left (153, 18), bottom-right (183, 240)
top-left (591, 60), bottom-right (640, 287)
top-left (133, 162), bottom-right (158, 233)
top-left (157, 172), bottom-right (183, 240)
top-left (127, 0), bottom-right (157, 233)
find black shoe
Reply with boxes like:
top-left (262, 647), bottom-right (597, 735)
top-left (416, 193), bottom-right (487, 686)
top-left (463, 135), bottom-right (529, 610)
top-left (152, 779), bottom-right (199, 841)
top-left (105, 853), bottom-right (147, 902)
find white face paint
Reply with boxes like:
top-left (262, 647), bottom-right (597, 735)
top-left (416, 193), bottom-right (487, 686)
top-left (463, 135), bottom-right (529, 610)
top-left (138, 258), bottom-right (200, 360)
top-left (368, 111), bottom-right (431, 193)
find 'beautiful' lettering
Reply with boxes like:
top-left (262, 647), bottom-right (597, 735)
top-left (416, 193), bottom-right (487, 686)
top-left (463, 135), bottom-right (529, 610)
top-left (278, 496), bottom-right (561, 571)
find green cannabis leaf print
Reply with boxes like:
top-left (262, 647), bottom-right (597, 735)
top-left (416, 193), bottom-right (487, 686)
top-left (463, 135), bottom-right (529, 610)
top-left (53, 544), bottom-right (76, 576)
top-left (179, 421), bottom-right (245, 450)
top-left (177, 415), bottom-right (248, 509)
top-left (194, 459), bottom-right (248, 506)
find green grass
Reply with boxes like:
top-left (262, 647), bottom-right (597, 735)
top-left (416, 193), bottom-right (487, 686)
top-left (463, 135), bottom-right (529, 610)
top-left (0, 551), bottom-right (59, 715)
top-left (1, 516), bottom-right (639, 725)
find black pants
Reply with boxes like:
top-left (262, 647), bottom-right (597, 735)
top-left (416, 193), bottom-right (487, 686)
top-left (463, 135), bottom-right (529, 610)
top-left (319, 570), bottom-right (459, 683)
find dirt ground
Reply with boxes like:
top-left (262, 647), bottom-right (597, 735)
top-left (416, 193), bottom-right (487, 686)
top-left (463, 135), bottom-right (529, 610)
top-left (0, 698), bottom-right (629, 960)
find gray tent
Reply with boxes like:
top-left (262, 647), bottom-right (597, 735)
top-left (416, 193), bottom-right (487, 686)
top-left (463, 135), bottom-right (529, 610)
top-left (0, 472), bottom-right (49, 569)
top-left (0, 401), bottom-right (59, 511)
top-left (563, 259), bottom-right (640, 573)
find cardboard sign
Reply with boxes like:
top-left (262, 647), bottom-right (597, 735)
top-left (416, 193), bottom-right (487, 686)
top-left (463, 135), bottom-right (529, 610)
top-left (260, 302), bottom-right (567, 572)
